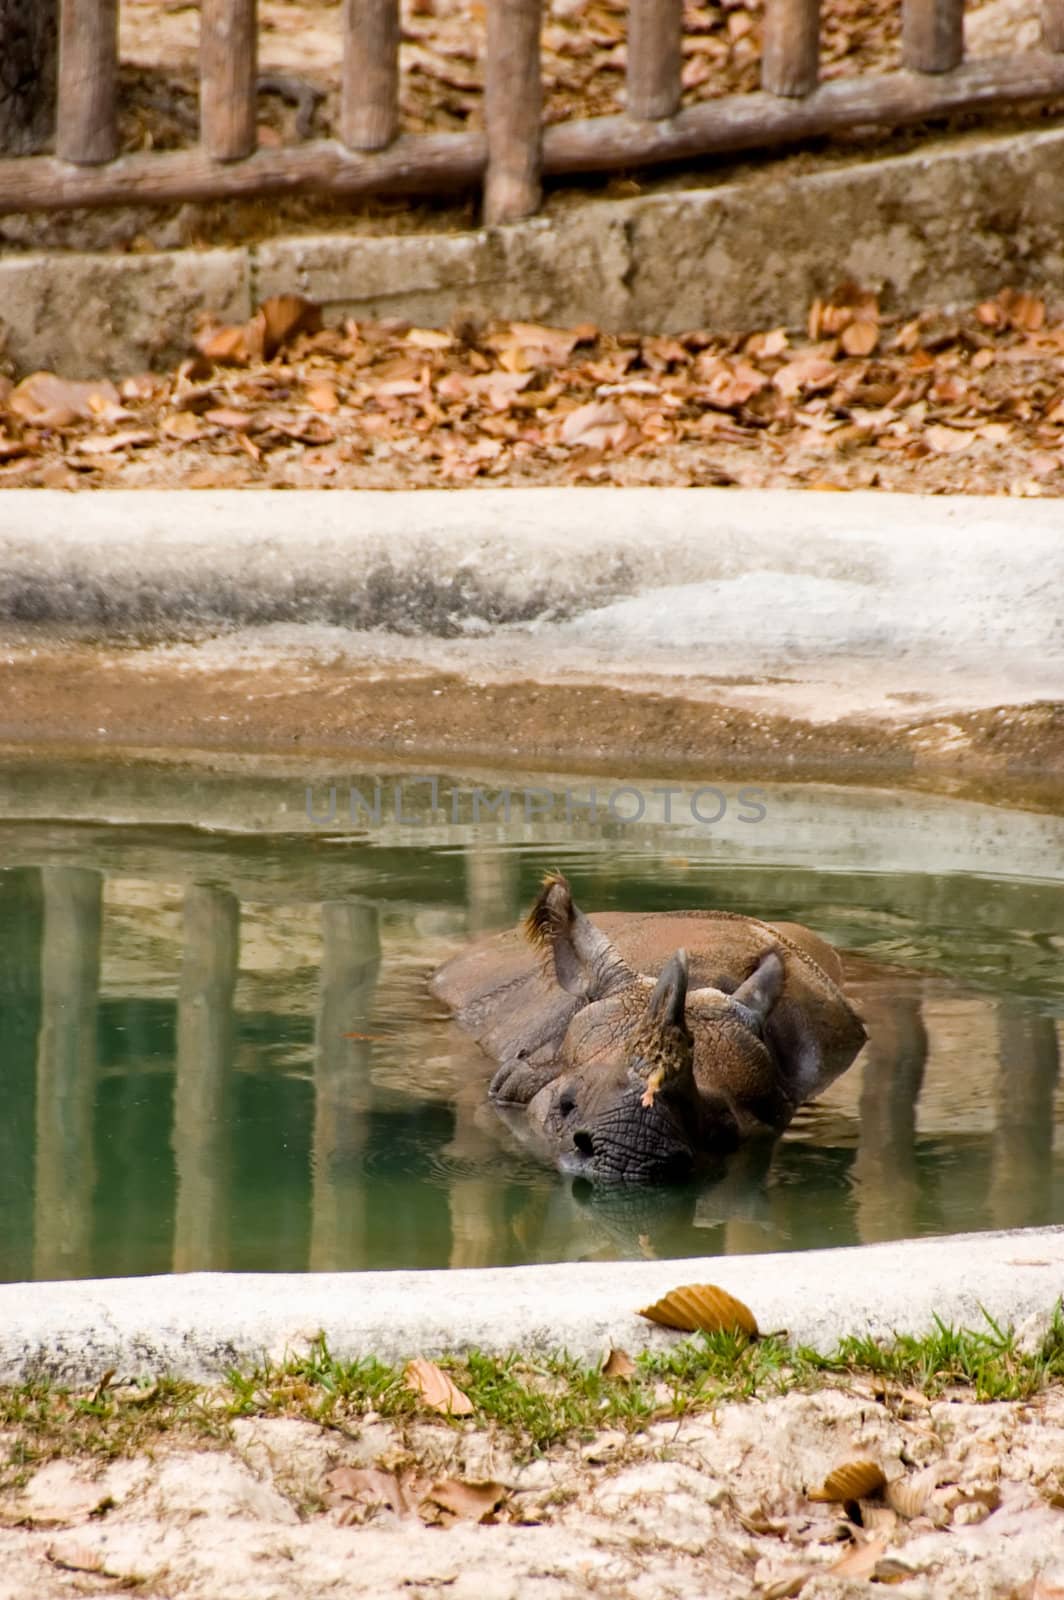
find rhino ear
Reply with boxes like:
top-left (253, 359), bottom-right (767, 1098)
top-left (523, 871), bottom-right (632, 1000)
top-left (645, 949), bottom-right (690, 1030)
top-left (730, 948), bottom-right (784, 1031)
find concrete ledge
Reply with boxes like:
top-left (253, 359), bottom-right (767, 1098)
top-left (5, 123), bottom-right (1064, 378)
top-left (2, 1229), bottom-right (1062, 1385)
top-left (0, 488), bottom-right (1060, 691)
top-left (0, 249), bottom-right (249, 377)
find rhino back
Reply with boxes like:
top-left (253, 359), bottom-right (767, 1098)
top-left (431, 908), bottom-right (864, 1103)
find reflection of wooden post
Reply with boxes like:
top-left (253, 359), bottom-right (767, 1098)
top-left (446, 1085), bottom-right (509, 1268)
top-left (989, 1002), bottom-right (1060, 1230)
top-left (172, 886), bottom-right (240, 1272)
top-left (852, 984), bottom-right (927, 1245)
top-left (310, 903), bottom-right (380, 1270)
top-left (34, 868), bottom-right (101, 1281)
top-left (464, 845), bottom-right (519, 938)
top-left (0, 870), bottom-right (43, 1282)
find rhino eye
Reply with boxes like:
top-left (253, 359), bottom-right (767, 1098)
top-left (558, 1092), bottom-right (577, 1118)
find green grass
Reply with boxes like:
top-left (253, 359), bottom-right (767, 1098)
top-left (2, 1303), bottom-right (1062, 1486)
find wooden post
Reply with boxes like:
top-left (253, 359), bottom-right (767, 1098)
top-left (342, 0), bottom-right (399, 151)
top-left (0, 0), bottom-right (57, 155)
top-left (903, 0), bottom-right (964, 73)
top-left (484, 0), bottom-right (542, 224)
top-left (627, 0), bottom-right (683, 122)
top-left (1043, 0), bottom-right (1064, 51)
top-left (762, 0), bottom-right (819, 98)
top-left (56, 0), bottom-right (117, 164)
top-left (200, 0), bottom-right (257, 162)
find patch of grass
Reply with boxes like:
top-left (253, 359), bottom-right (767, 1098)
top-left (2, 1304), bottom-right (1062, 1480)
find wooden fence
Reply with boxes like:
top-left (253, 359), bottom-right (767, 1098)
top-left (3, 0), bottom-right (1064, 222)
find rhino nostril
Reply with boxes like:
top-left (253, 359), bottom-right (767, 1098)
top-left (573, 1129), bottom-right (594, 1157)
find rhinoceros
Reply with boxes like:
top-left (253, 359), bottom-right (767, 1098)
top-left (430, 871), bottom-right (868, 1184)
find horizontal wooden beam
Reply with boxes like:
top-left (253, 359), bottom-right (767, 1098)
top-left (3, 52), bottom-right (1064, 213)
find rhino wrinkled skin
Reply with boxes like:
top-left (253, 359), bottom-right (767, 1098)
top-left (429, 872), bottom-right (868, 1185)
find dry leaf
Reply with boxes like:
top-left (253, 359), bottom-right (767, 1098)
top-left (204, 407), bottom-right (258, 431)
top-left (45, 1541), bottom-right (109, 1575)
top-left (831, 1539), bottom-right (888, 1579)
top-left (841, 319), bottom-right (879, 357)
top-left (762, 1572), bottom-right (812, 1600)
top-left (406, 328), bottom-right (453, 350)
top-left (306, 382), bottom-right (339, 412)
top-left (773, 356), bottom-right (836, 399)
top-left (160, 412), bottom-right (206, 441)
top-left (10, 373), bottom-right (121, 427)
top-left (809, 1460), bottom-right (886, 1503)
top-left (925, 424), bottom-right (975, 455)
top-left (326, 1466), bottom-right (410, 1520)
top-left (422, 1478), bottom-right (507, 1522)
top-left (76, 430), bottom-right (154, 455)
top-left (259, 294), bottom-right (323, 358)
top-left (196, 323), bottom-right (256, 366)
top-left (560, 399), bottom-right (626, 449)
top-left (403, 1359), bottom-right (474, 1415)
top-left (601, 1347), bottom-right (636, 1379)
top-left (637, 1283), bottom-right (758, 1337)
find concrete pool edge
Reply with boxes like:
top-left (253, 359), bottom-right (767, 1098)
top-left (0, 487), bottom-right (1062, 804)
top-left (3, 1228), bottom-right (1063, 1386)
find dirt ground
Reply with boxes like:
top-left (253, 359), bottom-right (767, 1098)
top-left (2, 1384), bottom-right (1063, 1599)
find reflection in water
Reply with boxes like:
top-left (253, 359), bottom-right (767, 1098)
top-left (34, 869), bottom-right (102, 1282)
top-left (0, 840), bottom-right (1061, 1281)
top-left (852, 979), bottom-right (928, 1244)
top-left (172, 886), bottom-right (239, 1272)
top-left (990, 1002), bottom-right (1061, 1230)
top-left (310, 902), bottom-right (380, 1271)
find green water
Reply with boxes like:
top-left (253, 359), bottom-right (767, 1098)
top-left (0, 772), bottom-right (1062, 1282)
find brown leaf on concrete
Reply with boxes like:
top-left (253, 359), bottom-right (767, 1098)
top-left (259, 294), bottom-right (323, 358)
top-left (809, 1460), bottom-right (886, 1503)
top-left (638, 1284), bottom-right (758, 1337)
top-left (306, 382), bottom-right (339, 412)
top-left (10, 373), bottom-right (121, 428)
top-left (403, 1359), bottom-right (474, 1415)
top-left (422, 1478), bottom-right (508, 1522)
top-left (840, 318), bottom-right (879, 357)
top-left (559, 399), bottom-right (626, 449)
top-left (45, 1540), bottom-right (109, 1575)
top-left (325, 1466), bottom-right (410, 1519)
top-left (76, 430), bottom-right (155, 455)
top-left (773, 356), bottom-right (836, 400)
top-left (830, 1538), bottom-right (888, 1578)
top-left (196, 323), bottom-right (256, 366)
top-left (925, 424), bottom-right (976, 455)
top-left (601, 1347), bottom-right (637, 1379)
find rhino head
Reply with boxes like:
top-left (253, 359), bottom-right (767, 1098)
top-left (492, 873), bottom-right (785, 1185)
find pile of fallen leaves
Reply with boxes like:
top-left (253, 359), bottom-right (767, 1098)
top-left (3, 284), bottom-right (1064, 493)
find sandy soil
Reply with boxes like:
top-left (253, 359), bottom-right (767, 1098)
top-left (2, 1384), bottom-right (1062, 1599)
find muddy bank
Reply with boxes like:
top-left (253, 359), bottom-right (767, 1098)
top-left (0, 644), bottom-right (1061, 810)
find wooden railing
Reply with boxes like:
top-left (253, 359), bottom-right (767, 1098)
top-left (3, 1), bottom-right (1064, 221)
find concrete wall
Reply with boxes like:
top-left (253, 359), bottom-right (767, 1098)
top-left (5, 123), bottom-right (1064, 376)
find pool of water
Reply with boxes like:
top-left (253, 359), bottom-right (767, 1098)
top-left (1, 763), bottom-right (1062, 1282)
